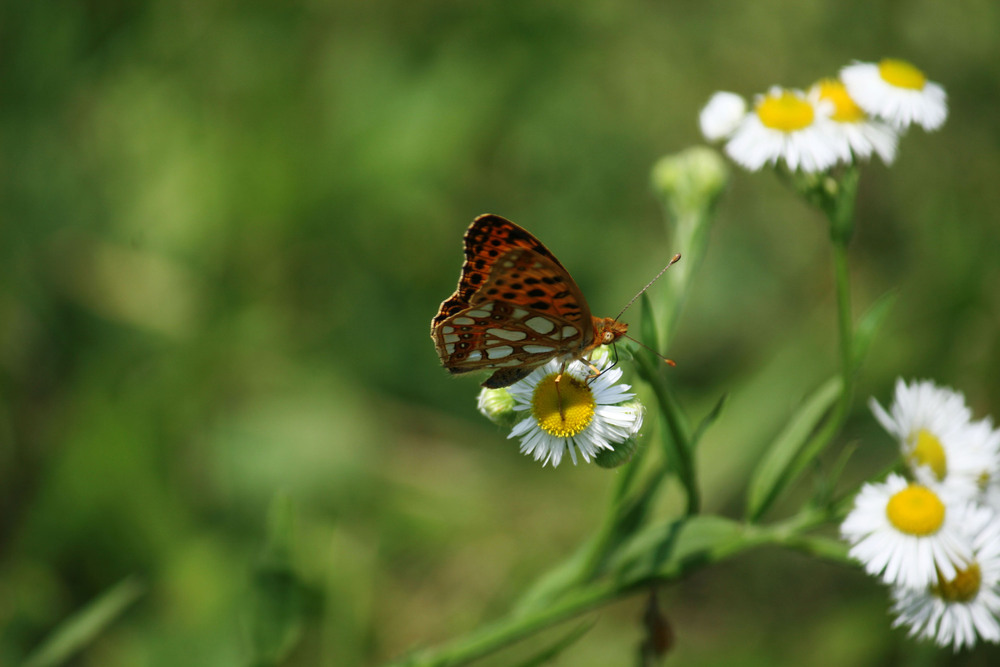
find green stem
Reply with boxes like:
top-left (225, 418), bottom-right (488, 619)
top-left (389, 508), bottom-right (847, 667)
top-left (392, 580), bottom-right (628, 667)
top-left (636, 354), bottom-right (699, 515)
top-left (782, 171), bottom-right (860, 484)
top-left (832, 238), bottom-right (854, 418)
top-left (577, 462), bottom-right (646, 579)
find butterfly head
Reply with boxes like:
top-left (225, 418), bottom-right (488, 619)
top-left (593, 317), bottom-right (629, 347)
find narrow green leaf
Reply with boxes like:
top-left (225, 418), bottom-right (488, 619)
top-left (852, 291), bottom-right (896, 372)
top-left (745, 377), bottom-right (842, 522)
top-left (513, 546), bottom-right (593, 616)
top-left (610, 515), bottom-right (746, 582)
top-left (690, 393), bottom-right (727, 450)
top-left (513, 619), bottom-right (596, 667)
top-left (249, 493), bottom-right (306, 667)
top-left (781, 534), bottom-right (851, 563)
top-left (22, 577), bottom-right (144, 667)
top-left (813, 441), bottom-right (858, 507)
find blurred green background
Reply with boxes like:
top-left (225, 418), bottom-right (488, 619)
top-left (2, 1), bottom-right (999, 665)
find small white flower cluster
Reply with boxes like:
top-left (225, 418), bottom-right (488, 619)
top-left (699, 59), bottom-right (947, 173)
top-left (841, 379), bottom-right (1000, 651)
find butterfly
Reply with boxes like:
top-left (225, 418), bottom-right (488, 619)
top-left (431, 214), bottom-right (635, 388)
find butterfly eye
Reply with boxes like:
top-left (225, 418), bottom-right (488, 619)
top-left (603, 331), bottom-right (614, 344)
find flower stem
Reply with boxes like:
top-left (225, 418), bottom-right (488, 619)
top-left (778, 168), bottom-right (861, 483)
top-left (832, 237), bottom-right (854, 415)
top-left (389, 508), bottom-right (846, 667)
top-left (635, 353), bottom-right (699, 515)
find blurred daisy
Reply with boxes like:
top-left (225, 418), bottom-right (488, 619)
top-left (699, 91), bottom-right (747, 142)
top-left (946, 418), bottom-right (1000, 501)
top-left (725, 87), bottom-right (844, 173)
top-left (985, 482), bottom-right (1000, 514)
top-left (841, 473), bottom-right (972, 589)
top-left (506, 354), bottom-right (643, 467)
top-left (809, 78), bottom-right (898, 164)
top-left (891, 503), bottom-right (1000, 651)
top-left (841, 59), bottom-right (947, 131)
top-left (870, 379), bottom-right (976, 492)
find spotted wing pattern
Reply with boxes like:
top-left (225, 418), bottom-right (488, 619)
top-left (431, 215), bottom-right (597, 388)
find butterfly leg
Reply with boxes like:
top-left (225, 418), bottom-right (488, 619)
top-left (585, 362), bottom-right (602, 382)
top-left (553, 361), bottom-right (568, 420)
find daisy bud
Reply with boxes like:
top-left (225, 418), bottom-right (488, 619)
top-left (477, 387), bottom-right (518, 428)
top-left (652, 146), bottom-right (729, 221)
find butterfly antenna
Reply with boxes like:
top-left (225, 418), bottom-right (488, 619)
top-left (623, 334), bottom-right (677, 367)
top-left (614, 253), bottom-right (682, 322)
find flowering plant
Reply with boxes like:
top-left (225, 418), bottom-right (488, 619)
top-left (396, 59), bottom-right (999, 665)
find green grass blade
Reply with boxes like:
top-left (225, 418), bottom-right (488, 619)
top-left (513, 619), bottom-right (596, 667)
top-left (22, 576), bottom-right (144, 667)
top-left (745, 377), bottom-right (842, 521)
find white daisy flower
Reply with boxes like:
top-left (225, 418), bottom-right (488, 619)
top-left (868, 379), bottom-right (974, 494)
top-left (699, 91), bottom-right (747, 142)
top-left (808, 78), bottom-right (898, 164)
top-left (724, 87), bottom-right (845, 173)
top-left (891, 503), bottom-right (1000, 651)
top-left (841, 473), bottom-right (972, 589)
top-left (984, 482), bottom-right (1000, 515)
top-left (506, 354), bottom-right (643, 467)
top-left (840, 59), bottom-right (947, 131)
top-left (949, 418), bottom-right (1000, 500)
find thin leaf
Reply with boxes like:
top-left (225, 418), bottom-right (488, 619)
top-left (249, 493), bottom-right (306, 667)
top-left (513, 619), bottom-right (596, 667)
top-left (781, 533), bottom-right (851, 563)
top-left (610, 515), bottom-right (746, 583)
top-left (745, 377), bottom-right (842, 522)
top-left (813, 441), bottom-right (858, 507)
top-left (690, 393), bottom-right (727, 450)
top-left (22, 577), bottom-right (144, 667)
top-left (852, 291), bottom-right (896, 372)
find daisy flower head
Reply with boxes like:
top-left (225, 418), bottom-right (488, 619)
top-left (505, 353), bottom-right (643, 467)
top-left (840, 473), bottom-right (972, 589)
top-left (985, 482), bottom-right (1000, 515)
top-left (840, 59), bottom-right (947, 131)
top-left (724, 87), bottom-right (845, 173)
top-left (808, 78), bottom-right (898, 165)
top-left (944, 417), bottom-right (1000, 501)
top-left (699, 91), bottom-right (747, 142)
top-left (890, 503), bottom-right (1000, 651)
top-left (870, 379), bottom-right (974, 491)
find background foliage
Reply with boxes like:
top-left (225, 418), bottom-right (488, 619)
top-left (2, 1), bottom-right (999, 665)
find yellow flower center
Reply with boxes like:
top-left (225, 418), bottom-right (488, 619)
top-left (978, 470), bottom-right (992, 491)
top-left (907, 429), bottom-right (948, 481)
top-left (879, 59), bottom-right (927, 90)
top-left (815, 78), bottom-right (866, 123)
top-left (933, 562), bottom-right (981, 603)
top-left (531, 373), bottom-right (595, 438)
top-left (756, 91), bottom-right (815, 132)
top-left (886, 484), bottom-right (945, 536)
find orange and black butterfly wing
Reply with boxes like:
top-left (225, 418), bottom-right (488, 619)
top-left (431, 214), bottom-right (568, 329)
top-left (431, 218), bottom-right (596, 387)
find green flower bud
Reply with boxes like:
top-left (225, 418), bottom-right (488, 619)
top-left (651, 146), bottom-right (729, 221)
top-left (477, 387), bottom-right (518, 428)
top-left (595, 435), bottom-right (641, 469)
